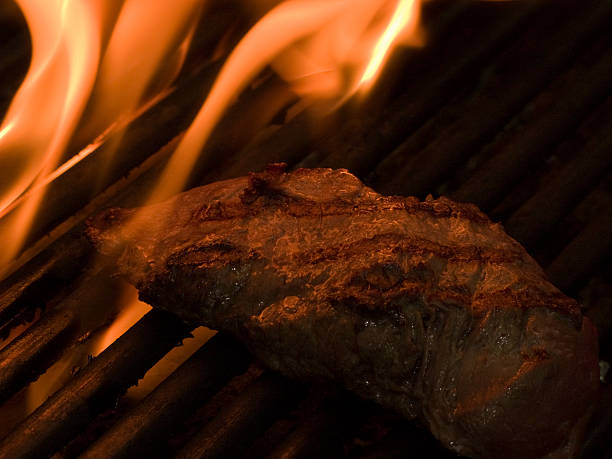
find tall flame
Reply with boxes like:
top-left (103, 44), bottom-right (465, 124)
top-left (150, 0), bottom-right (423, 202)
top-left (0, 0), bottom-right (204, 267)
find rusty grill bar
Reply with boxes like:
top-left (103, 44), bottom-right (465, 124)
top-left (0, 0), bottom-right (611, 458)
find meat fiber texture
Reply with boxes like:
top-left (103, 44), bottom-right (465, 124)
top-left (87, 165), bottom-right (599, 458)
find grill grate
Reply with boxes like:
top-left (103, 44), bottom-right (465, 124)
top-left (1, 1), bottom-right (611, 457)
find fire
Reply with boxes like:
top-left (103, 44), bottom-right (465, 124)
top-left (150, 0), bottom-right (424, 202)
top-left (0, 0), bottom-right (103, 265)
top-left (1, 0), bottom-right (425, 421)
top-left (93, 286), bottom-right (151, 356)
top-left (0, 0), bottom-right (204, 268)
top-left (359, 0), bottom-right (423, 90)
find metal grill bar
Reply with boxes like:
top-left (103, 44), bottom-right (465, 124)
top-left (314, 1), bottom-right (539, 177)
top-left (547, 209), bottom-right (612, 293)
top-left (0, 268), bottom-right (122, 405)
top-left (0, 310), bottom-right (190, 459)
top-left (0, 308), bottom-right (76, 406)
top-left (376, 2), bottom-right (612, 198)
top-left (81, 333), bottom-right (250, 459)
top-left (505, 104), bottom-right (612, 249)
top-left (175, 372), bottom-right (304, 459)
top-left (451, 43), bottom-right (612, 211)
top-left (266, 396), bottom-right (354, 459)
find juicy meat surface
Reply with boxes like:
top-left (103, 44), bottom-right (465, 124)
top-left (87, 165), bottom-right (599, 458)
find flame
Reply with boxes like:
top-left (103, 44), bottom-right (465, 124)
top-left (0, 0), bottom-right (103, 264)
top-left (0, 0), bottom-right (422, 267)
top-left (149, 0), bottom-right (424, 202)
top-left (359, 0), bottom-right (422, 91)
top-left (73, 0), bottom-right (203, 146)
top-left (94, 286), bottom-right (151, 356)
top-left (0, 0), bottom-right (204, 267)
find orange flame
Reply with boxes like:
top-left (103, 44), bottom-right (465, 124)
top-left (0, 0), bottom-right (203, 268)
top-left (94, 285), bottom-right (151, 356)
top-left (149, 0), bottom-right (424, 202)
top-left (0, 0), bottom-right (103, 264)
top-left (359, 0), bottom-right (423, 91)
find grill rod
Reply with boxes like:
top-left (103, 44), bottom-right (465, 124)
top-left (308, 1), bottom-right (540, 178)
top-left (0, 310), bottom-right (191, 459)
top-left (81, 333), bottom-right (250, 459)
top-left (374, 2), bottom-right (612, 198)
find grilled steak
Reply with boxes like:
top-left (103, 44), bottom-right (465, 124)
top-left (87, 165), bottom-right (599, 458)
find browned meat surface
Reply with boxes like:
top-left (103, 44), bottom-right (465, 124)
top-left (87, 165), bottom-right (599, 458)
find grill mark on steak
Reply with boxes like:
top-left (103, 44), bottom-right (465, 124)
top-left (87, 165), bottom-right (599, 459)
top-left (197, 192), bottom-right (491, 223)
top-left (291, 232), bottom-right (524, 265)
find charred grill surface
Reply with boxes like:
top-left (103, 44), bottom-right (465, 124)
top-left (88, 166), bottom-right (599, 458)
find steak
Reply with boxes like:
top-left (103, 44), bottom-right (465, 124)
top-left (87, 164), bottom-right (599, 458)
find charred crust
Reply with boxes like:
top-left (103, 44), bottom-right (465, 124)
top-left (239, 163), bottom-right (288, 205)
top-left (521, 348), bottom-right (551, 361)
top-left (235, 165), bottom-right (492, 227)
top-left (85, 207), bottom-right (136, 254)
top-left (195, 200), bottom-right (225, 220)
top-left (292, 233), bottom-right (523, 266)
top-left (239, 174), bottom-right (267, 205)
top-left (167, 239), bottom-right (242, 267)
top-left (402, 197), bottom-right (491, 224)
top-left (472, 289), bottom-right (581, 324)
top-left (85, 208), bottom-right (122, 237)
